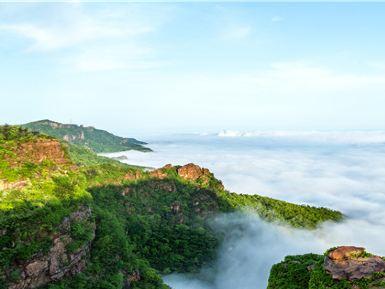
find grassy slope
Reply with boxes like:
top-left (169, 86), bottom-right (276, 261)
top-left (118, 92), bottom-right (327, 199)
top-left (23, 120), bottom-right (152, 153)
top-left (1, 125), bottom-right (343, 289)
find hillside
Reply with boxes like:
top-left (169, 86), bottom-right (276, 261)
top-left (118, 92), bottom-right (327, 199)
top-left (22, 120), bottom-right (151, 153)
top-left (0, 125), bottom-right (343, 289)
top-left (267, 246), bottom-right (385, 289)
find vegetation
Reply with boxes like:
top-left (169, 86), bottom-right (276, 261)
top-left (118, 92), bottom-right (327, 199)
top-left (267, 254), bottom-right (323, 289)
top-left (268, 250), bottom-right (385, 289)
top-left (0, 125), bottom-right (344, 289)
top-left (219, 191), bottom-right (343, 229)
top-left (23, 119), bottom-right (151, 153)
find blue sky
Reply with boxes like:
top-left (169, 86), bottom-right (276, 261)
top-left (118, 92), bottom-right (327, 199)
top-left (1, 2), bottom-right (385, 136)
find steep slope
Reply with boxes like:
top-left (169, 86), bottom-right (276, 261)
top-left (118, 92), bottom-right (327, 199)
top-left (0, 126), bottom-right (95, 289)
top-left (267, 246), bottom-right (385, 289)
top-left (22, 120), bottom-right (151, 153)
top-left (1, 125), bottom-right (343, 289)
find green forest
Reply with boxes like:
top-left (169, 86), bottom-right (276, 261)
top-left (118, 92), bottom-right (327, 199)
top-left (0, 125), bottom-right (344, 289)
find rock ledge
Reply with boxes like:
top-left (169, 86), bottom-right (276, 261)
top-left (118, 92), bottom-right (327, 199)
top-left (324, 246), bottom-right (385, 281)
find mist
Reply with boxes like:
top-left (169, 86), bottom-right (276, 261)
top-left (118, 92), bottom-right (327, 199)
top-left (104, 131), bottom-right (385, 289)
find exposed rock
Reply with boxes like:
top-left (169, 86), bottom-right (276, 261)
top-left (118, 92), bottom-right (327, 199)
top-left (324, 246), bottom-right (385, 281)
top-left (7, 206), bottom-right (95, 289)
top-left (177, 163), bottom-right (205, 181)
top-left (0, 180), bottom-right (30, 191)
top-left (149, 168), bottom-right (169, 179)
top-left (123, 271), bottom-right (141, 289)
top-left (328, 246), bottom-right (365, 261)
top-left (63, 131), bottom-right (84, 142)
top-left (6, 139), bottom-right (69, 167)
top-left (25, 261), bottom-right (49, 277)
top-left (124, 170), bottom-right (143, 181)
top-left (148, 163), bottom-right (224, 190)
top-left (149, 164), bottom-right (176, 179)
top-left (177, 163), bottom-right (224, 189)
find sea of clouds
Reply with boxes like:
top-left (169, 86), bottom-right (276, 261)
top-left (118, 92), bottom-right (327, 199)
top-left (104, 131), bottom-right (385, 289)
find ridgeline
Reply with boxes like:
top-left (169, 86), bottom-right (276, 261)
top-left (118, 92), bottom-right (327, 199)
top-left (22, 120), bottom-right (151, 153)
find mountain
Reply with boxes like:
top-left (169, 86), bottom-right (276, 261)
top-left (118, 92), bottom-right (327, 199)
top-left (22, 119), bottom-right (152, 153)
top-left (0, 124), bottom-right (343, 289)
top-left (267, 246), bottom-right (385, 289)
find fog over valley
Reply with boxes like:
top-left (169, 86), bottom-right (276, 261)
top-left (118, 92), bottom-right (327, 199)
top-left (106, 131), bottom-right (385, 289)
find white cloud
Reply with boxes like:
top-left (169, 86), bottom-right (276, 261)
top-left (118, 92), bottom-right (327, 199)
top-left (0, 5), bottom-right (159, 71)
top-left (221, 25), bottom-right (251, 40)
top-left (0, 7), bottom-right (153, 51)
top-left (271, 15), bottom-right (284, 22)
top-left (108, 132), bottom-right (385, 289)
top-left (0, 19), bottom-right (151, 53)
top-left (68, 45), bottom-right (158, 72)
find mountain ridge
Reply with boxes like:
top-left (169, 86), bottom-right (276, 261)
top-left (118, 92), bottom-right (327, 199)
top-left (22, 120), bottom-right (151, 153)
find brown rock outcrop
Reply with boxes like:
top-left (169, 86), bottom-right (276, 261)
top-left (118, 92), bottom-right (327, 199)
top-left (324, 246), bottom-right (385, 281)
top-left (149, 163), bottom-right (224, 190)
top-left (7, 207), bottom-right (95, 289)
top-left (124, 170), bottom-right (143, 181)
top-left (328, 246), bottom-right (365, 261)
top-left (7, 139), bottom-right (69, 167)
top-left (149, 168), bottom-right (168, 179)
top-left (177, 163), bottom-right (206, 181)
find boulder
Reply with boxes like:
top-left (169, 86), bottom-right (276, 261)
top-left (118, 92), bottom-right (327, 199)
top-left (324, 246), bottom-right (385, 281)
top-left (328, 246), bottom-right (365, 261)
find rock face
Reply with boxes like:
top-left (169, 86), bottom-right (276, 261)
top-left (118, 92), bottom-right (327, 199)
top-left (63, 131), bottom-right (85, 142)
top-left (7, 207), bottom-right (95, 289)
top-left (149, 163), bottom-right (224, 190)
top-left (324, 246), bottom-right (385, 281)
top-left (8, 139), bottom-right (68, 167)
top-left (177, 163), bottom-right (207, 181)
top-left (124, 170), bottom-right (143, 181)
top-left (149, 167), bottom-right (168, 179)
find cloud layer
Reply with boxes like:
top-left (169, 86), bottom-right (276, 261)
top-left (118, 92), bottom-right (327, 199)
top-left (106, 132), bottom-right (385, 288)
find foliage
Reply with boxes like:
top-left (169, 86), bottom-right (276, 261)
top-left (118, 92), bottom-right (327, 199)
top-left (92, 179), bottom-right (220, 274)
top-left (219, 191), bottom-right (343, 229)
top-left (267, 254), bottom-right (323, 289)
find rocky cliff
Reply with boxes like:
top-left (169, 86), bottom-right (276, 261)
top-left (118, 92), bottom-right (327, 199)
top-left (323, 246), bottom-right (385, 283)
top-left (6, 207), bottom-right (95, 289)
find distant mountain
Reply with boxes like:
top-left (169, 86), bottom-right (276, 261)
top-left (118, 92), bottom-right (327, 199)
top-left (22, 119), bottom-right (152, 153)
